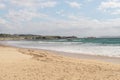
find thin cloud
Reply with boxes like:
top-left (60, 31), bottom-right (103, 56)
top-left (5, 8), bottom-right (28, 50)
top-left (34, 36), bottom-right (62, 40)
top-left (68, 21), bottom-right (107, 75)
top-left (98, 0), bottom-right (120, 15)
top-left (66, 1), bottom-right (81, 9)
top-left (10, 0), bottom-right (57, 9)
top-left (0, 3), bottom-right (6, 9)
top-left (5, 9), bottom-right (48, 23)
top-left (0, 18), bottom-right (6, 24)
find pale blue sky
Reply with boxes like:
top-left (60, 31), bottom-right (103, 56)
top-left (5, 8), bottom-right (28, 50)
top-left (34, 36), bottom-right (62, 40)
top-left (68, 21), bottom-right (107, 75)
top-left (0, 0), bottom-right (120, 37)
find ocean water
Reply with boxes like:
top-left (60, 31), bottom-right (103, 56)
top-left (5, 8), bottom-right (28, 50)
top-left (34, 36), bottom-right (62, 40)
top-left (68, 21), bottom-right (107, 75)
top-left (3, 38), bottom-right (120, 57)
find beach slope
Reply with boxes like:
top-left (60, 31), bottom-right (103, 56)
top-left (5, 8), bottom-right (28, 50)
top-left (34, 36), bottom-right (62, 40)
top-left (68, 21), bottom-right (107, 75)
top-left (0, 45), bottom-right (120, 80)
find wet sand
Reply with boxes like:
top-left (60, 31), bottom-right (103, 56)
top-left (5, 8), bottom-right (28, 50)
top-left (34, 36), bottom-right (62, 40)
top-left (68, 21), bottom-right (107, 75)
top-left (55, 51), bottom-right (120, 64)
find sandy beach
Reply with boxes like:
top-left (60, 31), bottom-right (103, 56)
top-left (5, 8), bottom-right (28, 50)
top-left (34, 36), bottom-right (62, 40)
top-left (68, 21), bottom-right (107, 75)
top-left (0, 45), bottom-right (120, 80)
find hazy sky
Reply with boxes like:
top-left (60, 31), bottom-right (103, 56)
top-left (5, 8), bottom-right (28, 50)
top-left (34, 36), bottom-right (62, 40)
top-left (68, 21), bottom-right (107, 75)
top-left (0, 0), bottom-right (120, 37)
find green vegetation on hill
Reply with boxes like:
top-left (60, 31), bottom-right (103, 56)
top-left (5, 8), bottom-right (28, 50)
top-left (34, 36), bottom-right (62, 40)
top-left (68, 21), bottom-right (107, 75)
top-left (0, 34), bottom-right (77, 40)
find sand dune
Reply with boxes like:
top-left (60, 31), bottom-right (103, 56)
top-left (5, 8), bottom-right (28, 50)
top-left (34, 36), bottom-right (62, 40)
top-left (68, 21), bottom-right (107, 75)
top-left (0, 45), bottom-right (120, 80)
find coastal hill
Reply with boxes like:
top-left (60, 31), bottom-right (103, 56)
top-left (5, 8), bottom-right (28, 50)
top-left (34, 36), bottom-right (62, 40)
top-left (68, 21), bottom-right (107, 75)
top-left (0, 34), bottom-right (77, 40)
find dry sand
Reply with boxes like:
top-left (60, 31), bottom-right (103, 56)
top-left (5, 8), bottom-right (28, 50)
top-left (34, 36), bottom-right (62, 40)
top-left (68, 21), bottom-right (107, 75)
top-left (0, 45), bottom-right (120, 80)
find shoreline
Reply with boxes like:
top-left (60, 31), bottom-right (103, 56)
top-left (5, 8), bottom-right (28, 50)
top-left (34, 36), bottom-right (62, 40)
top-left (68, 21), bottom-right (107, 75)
top-left (24, 48), bottom-right (120, 64)
top-left (1, 42), bottom-right (120, 64)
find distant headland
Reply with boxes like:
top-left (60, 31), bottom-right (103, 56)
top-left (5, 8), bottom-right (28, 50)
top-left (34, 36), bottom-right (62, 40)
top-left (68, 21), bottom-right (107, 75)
top-left (0, 34), bottom-right (78, 40)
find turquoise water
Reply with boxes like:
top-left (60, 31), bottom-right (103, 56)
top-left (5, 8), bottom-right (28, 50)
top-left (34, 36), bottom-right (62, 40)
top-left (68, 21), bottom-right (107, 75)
top-left (79, 38), bottom-right (120, 45)
top-left (45, 38), bottom-right (120, 45)
top-left (2, 38), bottom-right (120, 57)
